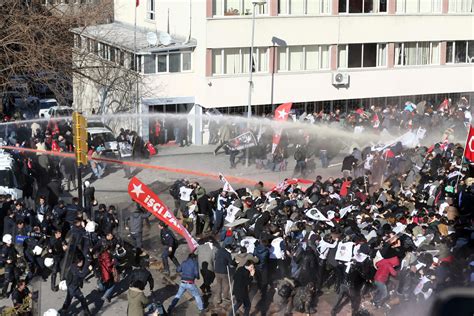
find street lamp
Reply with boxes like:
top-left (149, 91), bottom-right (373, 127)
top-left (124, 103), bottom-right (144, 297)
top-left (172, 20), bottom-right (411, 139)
top-left (246, 0), bottom-right (266, 167)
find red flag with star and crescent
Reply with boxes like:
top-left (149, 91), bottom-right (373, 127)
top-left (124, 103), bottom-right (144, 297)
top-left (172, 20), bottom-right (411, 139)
top-left (272, 102), bottom-right (293, 153)
top-left (464, 125), bottom-right (474, 161)
top-left (128, 177), bottom-right (198, 252)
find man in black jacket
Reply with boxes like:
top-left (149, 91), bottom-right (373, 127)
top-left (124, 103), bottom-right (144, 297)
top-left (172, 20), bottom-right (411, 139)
top-left (196, 194), bottom-right (212, 236)
top-left (59, 257), bottom-right (91, 316)
top-left (229, 261), bottom-right (255, 316)
top-left (159, 222), bottom-right (180, 275)
top-left (128, 259), bottom-right (154, 292)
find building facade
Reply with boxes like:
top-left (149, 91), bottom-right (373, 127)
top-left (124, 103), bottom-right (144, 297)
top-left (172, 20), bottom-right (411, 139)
top-left (72, 0), bottom-right (474, 142)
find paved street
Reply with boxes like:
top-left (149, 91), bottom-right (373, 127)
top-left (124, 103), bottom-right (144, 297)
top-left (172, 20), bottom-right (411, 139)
top-left (1, 144), bottom-right (376, 315)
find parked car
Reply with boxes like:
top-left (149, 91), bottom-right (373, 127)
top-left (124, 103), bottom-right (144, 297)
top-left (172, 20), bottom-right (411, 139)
top-left (0, 150), bottom-right (23, 200)
top-left (38, 98), bottom-right (58, 118)
top-left (87, 126), bottom-right (118, 155)
top-left (42, 106), bottom-right (73, 120)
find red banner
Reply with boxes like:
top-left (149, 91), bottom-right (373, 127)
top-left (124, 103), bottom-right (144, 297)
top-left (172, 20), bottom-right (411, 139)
top-left (128, 177), bottom-right (198, 252)
top-left (464, 125), bottom-right (474, 161)
top-left (272, 102), bottom-right (293, 153)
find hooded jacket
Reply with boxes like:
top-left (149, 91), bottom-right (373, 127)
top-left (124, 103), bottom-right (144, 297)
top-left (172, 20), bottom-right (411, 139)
top-left (374, 256), bottom-right (399, 284)
top-left (127, 287), bottom-right (149, 316)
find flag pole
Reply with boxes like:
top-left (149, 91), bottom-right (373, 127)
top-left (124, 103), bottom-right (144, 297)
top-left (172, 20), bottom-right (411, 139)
top-left (455, 124), bottom-right (472, 191)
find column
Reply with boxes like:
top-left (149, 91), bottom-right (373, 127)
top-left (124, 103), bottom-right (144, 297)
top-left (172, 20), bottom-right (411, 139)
top-left (269, 0), bottom-right (278, 16)
top-left (442, 0), bottom-right (449, 13)
top-left (330, 45), bottom-right (337, 70)
top-left (206, 49), bottom-right (212, 77)
top-left (269, 46), bottom-right (277, 73)
top-left (332, 0), bottom-right (339, 15)
top-left (206, 0), bottom-right (213, 17)
top-left (193, 104), bottom-right (203, 145)
top-left (440, 42), bottom-right (447, 65)
top-left (387, 43), bottom-right (395, 68)
top-left (388, 0), bottom-right (396, 14)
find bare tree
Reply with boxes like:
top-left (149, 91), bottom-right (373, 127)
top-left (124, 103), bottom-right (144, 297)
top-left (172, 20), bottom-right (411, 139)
top-left (0, 0), bottom-right (113, 109)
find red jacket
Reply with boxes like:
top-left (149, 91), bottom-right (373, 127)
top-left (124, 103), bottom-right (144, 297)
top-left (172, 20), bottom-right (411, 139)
top-left (99, 251), bottom-right (115, 283)
top-left (374, 256), bottom-right (399, 284)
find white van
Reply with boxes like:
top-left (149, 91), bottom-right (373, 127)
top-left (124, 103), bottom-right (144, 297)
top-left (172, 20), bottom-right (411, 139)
top-left (38, 99), bottom-right (58, 118)
top-left (42, 106), bottom-right (73, 120)
top-left (0, 151), bottom-right (23, 200)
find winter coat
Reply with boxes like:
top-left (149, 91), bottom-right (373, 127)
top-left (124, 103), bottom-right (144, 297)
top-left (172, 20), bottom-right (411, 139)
top-left (99, 251), bottom-right (115, 283)
top-left (374, 256), bottom-right (399, 284)
top-left (127, 287), bottom-right (149, 316)
top-left (126, 211), bottom-right (151, 234)
top-left (214, 247), bottom-right (234, 274)
top-left (232, 266), bottom-right (252, 299)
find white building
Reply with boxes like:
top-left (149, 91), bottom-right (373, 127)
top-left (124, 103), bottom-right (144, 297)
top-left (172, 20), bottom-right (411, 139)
top-left (72, 0), bottom-right (474, 143)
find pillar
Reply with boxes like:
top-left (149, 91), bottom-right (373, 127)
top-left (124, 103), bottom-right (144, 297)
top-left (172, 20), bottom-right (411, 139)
top-left (442, 0), bottom-right (449, 13)
top-left (269, 0), bottom-right (278, 16)
top-left (440, 41), bottom-right (447, 65)
top-left (206, 0), bottom-right (213, 17)
top-left (388, 0), bottom-right (396, 14)
top-left (387, 43), bottom-right (395, 68)
top-left (330, 45), bottom-right (338, 70)
top-left (206, 49), bottom-right (212, 77)
top-left (332, 0), bottom-right (339, 15)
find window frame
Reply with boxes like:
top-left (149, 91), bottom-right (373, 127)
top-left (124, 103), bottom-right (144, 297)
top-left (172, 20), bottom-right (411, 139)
top-left (396, 0), bottom-right (442, 13)
top-left (339, 0), bottom-right (387, 14)
top-left (446, 41), bottom-right (472, 64)
top-left (394, 42), bottom-right (441, 66)
top-left (142, 51), bottom-right (194, 75)
top-left (212, 47), bottom-right (269, 75)
top-left (448, 0), bottom-right (473, 13)
top-left (278, 45), bottom-right (330, 72)
top-left (213, 0), bottom-right (269, 17)
top-left (278, 0), bottom-right (332, 15)
top-left (147, 0), bottom-right (156, 20)
top-left (337, 43), bottom-right (387, 69)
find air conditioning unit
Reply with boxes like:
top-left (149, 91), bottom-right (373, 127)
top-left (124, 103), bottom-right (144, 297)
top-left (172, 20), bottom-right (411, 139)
top-left (332, 72), bottom-right (350, 86)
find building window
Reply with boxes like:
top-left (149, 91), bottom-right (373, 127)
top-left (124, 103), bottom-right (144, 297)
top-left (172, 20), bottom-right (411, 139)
top-left (278, 45), bottom-right (330, 71)
top-left (337, 43), bottom-right (387, 68)
top-left (144, 55), bottom-right (156, 74)
top-left (446, 41), bottom-right (474, 63)
top-left (74, 34), bottom-right (82, 49)
top-left (396, 0), bottom-right (441, 13)
top-left (212, 47), bottom-right (268, 75)
top-left (213, 0), bottom-right (268, 16)
top-left (395, 42), bottom-right (440, 66)
top-left (339, 0), bottom-right (387, 13)
top-left (448, 0), bottom-right (473, 12)
top-left (141, 51), bottom-right (193, 74)
top-left (183, 52), bottom-right (192, 71)
top-left (278, 0), bottom-right (332, 15)
top-left (147, 0), bottom-right (156, 20)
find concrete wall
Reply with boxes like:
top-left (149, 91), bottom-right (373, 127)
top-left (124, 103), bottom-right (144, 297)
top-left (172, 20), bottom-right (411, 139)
top-left (206, 14), bottom-right (474, 48)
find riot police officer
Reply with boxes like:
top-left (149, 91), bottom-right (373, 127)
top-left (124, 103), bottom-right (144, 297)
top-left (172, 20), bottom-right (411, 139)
top-left (58, 257), bottom-right (92, 316)
top-left (1, 234), bottom-right (19, 297)
top-left (47, 229), bottom-right (67, 292)
top-left (158, 222), bottom-right (179, 275)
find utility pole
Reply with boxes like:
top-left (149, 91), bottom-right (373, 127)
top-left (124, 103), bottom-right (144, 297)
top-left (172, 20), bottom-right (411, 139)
top-left (72, 112), bottom-right (88, 208)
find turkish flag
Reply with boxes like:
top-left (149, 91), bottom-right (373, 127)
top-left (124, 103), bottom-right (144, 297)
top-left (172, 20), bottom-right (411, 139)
top-left (136, 0), bottom-right (139, 6)
top-left (464, 125), bottom-right (474, 161)
top-left (272, 102), bottom-right (293, 153)
top-left (128, 177), bottom-right (198, 252)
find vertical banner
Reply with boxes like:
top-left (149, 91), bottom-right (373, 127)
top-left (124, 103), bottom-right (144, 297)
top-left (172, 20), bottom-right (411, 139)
top-left (128, 177), bottom-right (198, 252)
top-left (272, 102), bottom-right (293, 153)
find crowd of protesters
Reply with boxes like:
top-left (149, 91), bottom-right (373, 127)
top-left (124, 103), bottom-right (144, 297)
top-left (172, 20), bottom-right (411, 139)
top-left (0, 95), bottom-right (471, 316)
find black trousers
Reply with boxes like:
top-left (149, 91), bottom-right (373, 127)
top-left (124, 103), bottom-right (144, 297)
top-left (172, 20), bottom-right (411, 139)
top-left (230, 295), bottom-right (251, 316)
top-left (62, 287), bottom-right (89, 312)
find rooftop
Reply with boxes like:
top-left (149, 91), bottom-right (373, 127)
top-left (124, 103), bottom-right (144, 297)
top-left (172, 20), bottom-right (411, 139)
top-left (72, 22), bottom-right (196, 53)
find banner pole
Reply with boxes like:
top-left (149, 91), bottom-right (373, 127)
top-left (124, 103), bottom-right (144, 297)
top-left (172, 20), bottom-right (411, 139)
top-left (455, 125), bottom-right (472, 191)
top-left (227, 266), bottom-right (236, 316)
